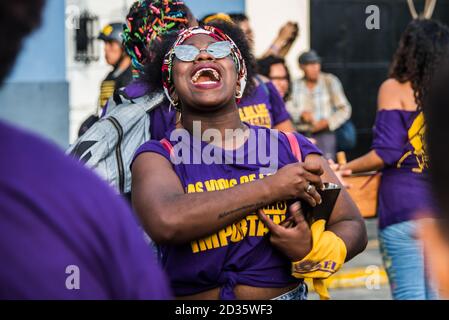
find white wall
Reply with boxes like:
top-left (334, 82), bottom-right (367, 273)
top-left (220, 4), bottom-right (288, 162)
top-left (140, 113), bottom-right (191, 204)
top-left (246, 0), bottom-right (310, 79)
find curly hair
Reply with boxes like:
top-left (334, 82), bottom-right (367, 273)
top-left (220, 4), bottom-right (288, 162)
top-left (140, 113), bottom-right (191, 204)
top-left (0, 0), bottom-right (45, 85)
top-left (257, 55), bottom-right (291, 101)
top-left (144, 20), bottom-right (256, 97)
top-left (389, 19), bottom-right (449, 110)
top-left (123, 0), bottom-right (194, 75)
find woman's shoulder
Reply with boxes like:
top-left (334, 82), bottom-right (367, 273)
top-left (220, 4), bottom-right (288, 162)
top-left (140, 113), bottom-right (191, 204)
top-left (132, 138), bottom-right (171, 167)
top-left (378, 78), bottom-right (417, 111)
top-left (379, 78), bottom-right (407, 91)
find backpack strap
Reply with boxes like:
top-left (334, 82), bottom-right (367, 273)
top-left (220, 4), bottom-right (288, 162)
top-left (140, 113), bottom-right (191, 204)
top-left (160, 138), bottom-right (175, 158)
top-left (284, 132), bottom-right (302, 162)
top-left (255, 74), bottom-right (270, 97)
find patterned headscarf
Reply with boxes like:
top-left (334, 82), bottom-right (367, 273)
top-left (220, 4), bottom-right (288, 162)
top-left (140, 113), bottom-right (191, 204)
top-left (161, 26), bottom-right (247, 106)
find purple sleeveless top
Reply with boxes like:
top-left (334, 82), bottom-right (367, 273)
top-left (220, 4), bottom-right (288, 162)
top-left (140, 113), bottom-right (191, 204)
top-left (132, 125), bottom-right (322, 299)
top-left (105, 80), bottom-right (291, 141)
top-left (372, 110), bottom-right (431, 229)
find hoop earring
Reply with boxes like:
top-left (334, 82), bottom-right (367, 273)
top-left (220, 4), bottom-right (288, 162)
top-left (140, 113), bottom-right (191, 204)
top-left (169, 99), bottom-right (181, 112)
top-left (173, 100), bottom-right (181, 112)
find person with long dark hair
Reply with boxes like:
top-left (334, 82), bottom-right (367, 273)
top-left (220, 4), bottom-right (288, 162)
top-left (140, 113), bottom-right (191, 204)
top-left (132, 22), bottom-right (367, 300)
top-left (335, 19), bottom-right (449, 300)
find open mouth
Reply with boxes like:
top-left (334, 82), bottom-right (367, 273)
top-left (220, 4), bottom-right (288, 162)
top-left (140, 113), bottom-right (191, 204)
top-left (190, 64), bottom-right (222, 89)
top-left (191, 67), bottom-right (221, 84)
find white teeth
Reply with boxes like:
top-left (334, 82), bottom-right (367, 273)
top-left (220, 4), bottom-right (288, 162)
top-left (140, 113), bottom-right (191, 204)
top-left (191, 68), bottom-right (220, 83)
top-left (197, 81), bottom-right (216, 85)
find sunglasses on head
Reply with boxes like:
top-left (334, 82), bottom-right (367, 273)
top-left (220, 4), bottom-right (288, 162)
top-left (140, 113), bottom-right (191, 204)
top-left (174, 41), bottom-right (232, 62)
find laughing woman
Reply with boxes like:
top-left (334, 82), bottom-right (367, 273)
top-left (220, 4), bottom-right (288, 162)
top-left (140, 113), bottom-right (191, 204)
top-left (131, 24), bottom-right (367, 300)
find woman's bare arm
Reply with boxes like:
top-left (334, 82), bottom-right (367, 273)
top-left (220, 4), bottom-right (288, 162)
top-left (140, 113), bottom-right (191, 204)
top-left (342, 150), bottom-right (384, 174)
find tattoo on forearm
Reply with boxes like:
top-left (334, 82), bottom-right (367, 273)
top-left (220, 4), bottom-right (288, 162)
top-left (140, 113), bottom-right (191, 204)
top-left (218, 202), bottom-right (265, 220)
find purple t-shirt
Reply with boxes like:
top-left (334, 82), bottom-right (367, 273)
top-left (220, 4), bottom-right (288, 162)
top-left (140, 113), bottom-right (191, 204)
top-left (0, 121), bottom-right (171, 299)
top-left (109, 80), bottom-right (291, 141)
top-left (131, 124), bottom-right (322, 299)
top-left (371, 110), bottom-right (432, 229)
top-left (238, 80), bottom-right (291, 128)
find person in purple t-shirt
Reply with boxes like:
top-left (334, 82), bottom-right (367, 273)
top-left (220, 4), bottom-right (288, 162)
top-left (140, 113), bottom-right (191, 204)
top-left (0, 0), bottom-right (171, 300)
top-left (131, 24), bottom-right (366, 300)
top-left (335, 19), bottom-right (449, 300)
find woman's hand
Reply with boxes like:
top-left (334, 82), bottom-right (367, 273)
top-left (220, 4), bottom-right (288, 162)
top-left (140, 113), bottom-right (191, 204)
top-left (258, 201), bottom-right (312, 261)
top-left (263, 162), bottom-right (324, 207)
top-left (300, 111), bottom-right (315, 124)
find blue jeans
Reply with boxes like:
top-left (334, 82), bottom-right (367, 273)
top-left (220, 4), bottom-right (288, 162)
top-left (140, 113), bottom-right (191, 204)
top-left (379, 220), bottom-right (438, 300)
top-left (272, 283), bottom-right (308, 300)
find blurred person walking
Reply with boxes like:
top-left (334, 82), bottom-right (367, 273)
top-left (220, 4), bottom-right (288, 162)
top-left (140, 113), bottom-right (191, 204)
top-left (0, 0), bottom-right (171, 299)
top-left (336, 19), bottom-right (449, 300)
top-left (289, 50), bottom-right (352, 159)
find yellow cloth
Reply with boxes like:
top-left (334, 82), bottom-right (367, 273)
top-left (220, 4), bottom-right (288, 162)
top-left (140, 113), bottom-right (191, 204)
top-left (291, 219), bottom-right (347, 300)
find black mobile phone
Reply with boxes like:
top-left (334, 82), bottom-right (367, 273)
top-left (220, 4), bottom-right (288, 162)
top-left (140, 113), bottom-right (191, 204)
top-left (303, 182), bottom-right (341, 225)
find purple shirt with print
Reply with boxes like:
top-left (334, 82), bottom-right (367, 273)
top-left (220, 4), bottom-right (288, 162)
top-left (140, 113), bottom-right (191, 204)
top-left (0, 121), bottom-right (171, 299)
top-left (238, 80), bottom-right (291, 128)
top-left (131, 124), bottom-right (322, 299)
top-left (372, 110), bottom-right (432, 229)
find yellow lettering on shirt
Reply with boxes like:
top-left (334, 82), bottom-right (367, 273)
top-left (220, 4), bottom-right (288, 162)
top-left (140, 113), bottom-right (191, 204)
top-left (187, 174), bottom-right (289, 253)
top-left (238, 104), bottom-right (272, 128)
